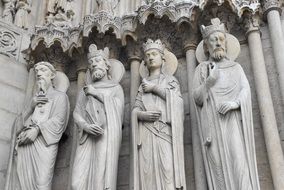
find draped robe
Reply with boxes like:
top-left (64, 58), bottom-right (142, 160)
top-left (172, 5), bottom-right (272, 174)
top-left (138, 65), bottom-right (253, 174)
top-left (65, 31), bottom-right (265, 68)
top-left (132, 74), bottom-right (186, 190)
top-left (72, 80), bottom-right (124, 190)
top-left (16, 88), bottom-right (70, 190)
top-left (193, 61), bottom-right (260, 190)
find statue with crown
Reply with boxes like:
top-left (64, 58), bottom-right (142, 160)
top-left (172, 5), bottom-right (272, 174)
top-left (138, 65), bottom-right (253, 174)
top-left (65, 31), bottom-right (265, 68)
top-left (131, 39), bottom-right (187, 190)
top-left (193, 18), bottom-right (260, 190)
top-left (71, 44), bottom-right (125, 190)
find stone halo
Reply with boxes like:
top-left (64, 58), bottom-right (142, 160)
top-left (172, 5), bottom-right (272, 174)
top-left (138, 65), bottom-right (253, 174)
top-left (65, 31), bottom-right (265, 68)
top-left (139, 49), bottom-right (178, 78)
top-left (196, 33), bottom-right (241, 63)
top-left (53, 71), bottom-right (70, 93)
top-left (86, 59), bottom-right (125, 84)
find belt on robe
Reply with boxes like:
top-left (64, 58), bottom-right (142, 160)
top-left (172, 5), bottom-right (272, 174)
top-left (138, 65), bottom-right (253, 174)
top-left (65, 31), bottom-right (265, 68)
top-left (143, 121), bottom-right (172, 144)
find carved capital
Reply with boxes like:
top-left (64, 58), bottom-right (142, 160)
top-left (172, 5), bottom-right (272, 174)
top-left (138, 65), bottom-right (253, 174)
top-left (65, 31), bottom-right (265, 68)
top-left (199, 0), bottom-right (260, 17)
top-left (126, 42), bottom-right (142, 63)
top-left (262, 0), bottom-right (282, 19)
top-left (242, 13), bottom-right (260, 37)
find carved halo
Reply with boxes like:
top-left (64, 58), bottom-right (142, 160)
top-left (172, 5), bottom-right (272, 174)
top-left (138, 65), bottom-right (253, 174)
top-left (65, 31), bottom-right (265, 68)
top-left (86, 59), bottom-right (125, 84)
top-left (139, 49), bottom-right (178, 78)
top-left (196, 33), bottom-right (240, 63)
top-left (53, 71), bottom-right (70, 93)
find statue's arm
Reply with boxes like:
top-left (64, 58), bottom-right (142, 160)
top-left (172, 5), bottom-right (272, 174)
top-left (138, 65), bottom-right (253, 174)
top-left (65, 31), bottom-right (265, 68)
top-left (152, 76), bottom-right (181, 100)
top-left (193, 67), bottom-right (207, 107)
top-left (73, 91), bottom-right (88, 129)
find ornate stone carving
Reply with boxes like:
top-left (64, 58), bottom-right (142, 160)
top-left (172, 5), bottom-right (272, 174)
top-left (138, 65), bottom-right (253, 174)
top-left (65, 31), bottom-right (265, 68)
top-left (199, 0), bottom-right (260, 17)
top-left (131, 39), bottom-right (187, 190)
top-left (84, 1), bottom-right (196, 41)
top-left (30, 23), bottom-right (82, 56)
top-left (46, 0), bottom-right (74, 27)
top-left (0, 28), bottom-right (18, 58)
top-left (193, 18), bottom-right (260, 190)
top-left (95, 0), bottom-right (120, 14)
top-left (2, 0), bottom-right (16, 23)
top-left (83, 12), bottom-right (122, 38)
top-left (72, 44), bottom-right (125, 190)
top-left (262, 0), bottom-right (281, 18)
top-left (137, 1), bottom-right (176, 24)
top-left (10, 61), bottom-right (70, 190)
top-left (121, 15), bottom-right (138, 45)
top-left (242, 12), bottom-right (260, 35)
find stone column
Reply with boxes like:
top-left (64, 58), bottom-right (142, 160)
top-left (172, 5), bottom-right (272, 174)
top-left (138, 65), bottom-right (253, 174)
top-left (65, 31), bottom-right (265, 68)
top-left (183, 39), bottom-right (207, 190)
top-left (127, 43), bottom-right (142, 107)
top-left (244, 14), bottom-right (284, 190)
top-left (263, 0), bottom-right (284, 104)
top-left (67, 53), bottom-right (87, 190)
top-left (127, 42), bottom-right (142, 190)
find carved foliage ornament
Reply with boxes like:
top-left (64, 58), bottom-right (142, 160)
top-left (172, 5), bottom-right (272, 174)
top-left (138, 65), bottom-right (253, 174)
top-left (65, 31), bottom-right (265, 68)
top-left (0, 28), bottom-right (19, 59)
top-left (31, 23), bottom-right (82, 55)
top-left (84, 1), bottom-right (196, 40)
top-left (83, 11), bottom-right (122, 38)
top-left (199, 0), bottom-right (260, 17)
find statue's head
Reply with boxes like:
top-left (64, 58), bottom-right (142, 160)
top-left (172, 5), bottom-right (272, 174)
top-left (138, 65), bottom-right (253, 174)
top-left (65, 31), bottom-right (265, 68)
top-left (87, 44), bottom-right (111, 82)
top-left (201, 18), bottom-right (227, 61)
top-left (143, 39), bottom-right (165, 72)
top-left (34, 61), bottom-right (56, 93)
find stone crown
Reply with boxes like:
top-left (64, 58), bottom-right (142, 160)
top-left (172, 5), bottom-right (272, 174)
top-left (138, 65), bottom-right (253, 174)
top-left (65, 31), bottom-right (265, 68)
top-left (200, 18), bottom-right (226, 39)
top-left (143, 39), bottom-right (165, 53)
top-left (87, 44), bottom-right (110, 60)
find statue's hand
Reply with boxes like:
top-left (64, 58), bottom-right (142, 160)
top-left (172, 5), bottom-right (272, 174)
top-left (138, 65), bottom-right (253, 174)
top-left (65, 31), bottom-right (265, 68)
top-left (83, 85), bottom-right (97, 96)
top-left (142, 79), bottom-right (156, 93)
top-left (17, 127), bottom-right (39, 146)
top-left (31, 96), bottom-right (48, 108)
top-left (206, 62), bottom-right (219, 88)
top-left (137, 110), bottom-right (161, 122)
top-left (218, 101), bottom-right (239, 115)
top-left (84, 123), bottom-right (104, 136)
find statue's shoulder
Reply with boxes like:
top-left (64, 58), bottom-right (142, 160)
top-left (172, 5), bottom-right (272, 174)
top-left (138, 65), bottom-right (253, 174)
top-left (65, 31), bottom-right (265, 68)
top-left (53, 89), bottom-right (68, 99)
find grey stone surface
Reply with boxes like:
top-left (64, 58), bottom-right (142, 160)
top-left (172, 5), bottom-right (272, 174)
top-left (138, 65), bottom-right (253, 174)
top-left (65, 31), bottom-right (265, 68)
top-left (0, 1), bottom-right (283, 190)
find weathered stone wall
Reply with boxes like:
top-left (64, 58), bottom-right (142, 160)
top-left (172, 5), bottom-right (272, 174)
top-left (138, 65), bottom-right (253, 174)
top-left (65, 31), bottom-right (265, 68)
top-left (0, 55), bottom-right (28, 189)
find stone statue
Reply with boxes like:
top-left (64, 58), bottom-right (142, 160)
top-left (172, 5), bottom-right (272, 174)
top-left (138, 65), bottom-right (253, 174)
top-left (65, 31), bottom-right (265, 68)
top-left (72, 44), bottom-right (125, 190)
top-left (95, 0), bottom-right (119, 14)
top-left (14, 0), bottom-right (31, 29)
top-left (131, 39), bottom-right (186, 190)
top-left (193, 18), bottom-right (260, 190)
top-left (46, 0), bottom-right (74, 27)
top-left (14, 61), bottom-right (70, 190)
top-left (2, 0), bottom-right (16, 23)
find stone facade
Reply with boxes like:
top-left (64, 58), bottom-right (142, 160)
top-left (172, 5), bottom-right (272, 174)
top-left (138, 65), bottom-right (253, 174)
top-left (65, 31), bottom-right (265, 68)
top-left (0, 0), bottom-right (284, 190)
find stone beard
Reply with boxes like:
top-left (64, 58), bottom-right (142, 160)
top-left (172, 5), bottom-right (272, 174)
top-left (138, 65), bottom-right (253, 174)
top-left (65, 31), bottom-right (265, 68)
top-left (72, 49), bottom-right (124, 190)
top-left (193, 29), bottom-right (260, 190)
top-left (131, 40), bottom-right (187, 190)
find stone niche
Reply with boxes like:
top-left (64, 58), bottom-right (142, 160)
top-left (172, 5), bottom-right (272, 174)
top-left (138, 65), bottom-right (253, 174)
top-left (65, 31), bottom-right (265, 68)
top-left (0, 0), bottom-right (284, 190)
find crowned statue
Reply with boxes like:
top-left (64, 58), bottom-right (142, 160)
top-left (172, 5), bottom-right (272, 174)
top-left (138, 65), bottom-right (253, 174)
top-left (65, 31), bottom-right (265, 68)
top-left (193, 18), bottom-right (260, 190)
top-left (72, 44), bottom-right (125, 190)
top-left (131, 39), bottom-right (187, 190)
